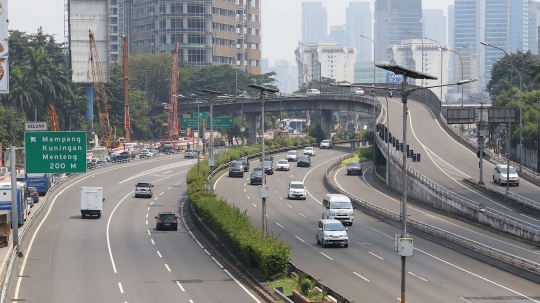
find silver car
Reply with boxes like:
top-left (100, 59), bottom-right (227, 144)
top-left (316, 219), bottom-right (348, 248)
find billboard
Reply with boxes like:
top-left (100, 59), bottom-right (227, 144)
top-left (386, 71), bottom-right (403, 84)
top-left (0, 0), bottom-right (8, 94)
top-left (69, 0), bottom-right (109, 83)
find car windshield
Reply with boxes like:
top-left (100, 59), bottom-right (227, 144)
top-left (299, 156), bottom-right (308, 160)
top-left (231, 162), bottom-right (242, 167)
top-left (252, 170), bottom-right (263, 176)
top-left (185, 149), bottom-right (193, 153)
top-left (305, 147), bottom-right (313, 150)
top-left (287, 151), bottom-right (297, 155)
top-left (278, 160), bottom-right (288, 164)
top-left (322, 140), bottom-right (330, 143)
top-left (330, 202), bottom-right (353, 209)
top-left (238, 158), bottom-right (247, 163)
top-left (500, 167), bottom-right (518, 174)
top-left (290, 183), bottom-right (304, 189)
top-left (324, 223), bottom-right (345, 231)
top-left (349, 162), bottom-right (360, 167)
top-left (137, 183), bottom-right (150, 187)
top-left (159, 214), bottom-right (176, 221)
top-left (264, 161), bottom-right (272, 166)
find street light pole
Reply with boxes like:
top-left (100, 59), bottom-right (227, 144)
top-left (248, 84), bottom-right (279, 240)
top-left (481, 41), bottom-right (522, 173)
top-left (423, 37), bottom-right (443, 102)
top-left (201, 89), bottom-right (222, 192)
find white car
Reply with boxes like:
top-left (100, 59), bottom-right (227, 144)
top-left (316, 219), bottom-right (348, 248)
top-left (303, 147), bottom-right (316, 156)
top-left (320, 139), bottom-right (332, 149)
top-left (306, 88), bottom-right (321, 96)
top-left (139, 149), bottom-right (151, 158)
top-left (276, 159), bottom-right (290, 171)
top-left (286, 150), bottom-right (299, 162)
top-left (350, 87), bottom-right (365, 95)
top-left (288, 181), bottom-right (307, 200)
top-left (492, 164), bottom-right (519, 186)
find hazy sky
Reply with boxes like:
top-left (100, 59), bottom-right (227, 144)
top-left (10, 0), bottom-right (453, 65)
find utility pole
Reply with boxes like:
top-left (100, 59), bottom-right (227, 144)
top-left (10, 147), bottom-right (19, 250)
top-left (201, 89), bottom-right (222, 191)
top-left (478, 102), bottom-right (485, 185)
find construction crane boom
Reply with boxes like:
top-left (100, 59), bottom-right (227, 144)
top-left (162, 43), bottom-right (179, 140)
top-left (89, 29), bottom-right (113, 148)
top-left (49, 104), bottom-right (59, 131)
top-left (123, 34), bottom-right (131, 142)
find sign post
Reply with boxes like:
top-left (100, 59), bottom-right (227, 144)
top-left (24, 131), bottom-right (87, 173)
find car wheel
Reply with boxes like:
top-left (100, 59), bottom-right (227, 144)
top-left (322, 241), bottom-right (326, 248)
top-left (81, 213), bottom-right (85, 219)
top-left (359, 170), bottom-right (363, 175)
top-left (97, 214), bottom-right (101, 219)
top-left (516, 183), bottom-right (519, 186)
top-left (316, 236), bottom-right (321, 245)
top-left (347, 171), bottom-right (350, 175)
top-left (344, 244), bottom-right (348, 248)
top-left (498, 178), bottom-right (501, 185)
top-left (174, 226), bottom-right (178, 231)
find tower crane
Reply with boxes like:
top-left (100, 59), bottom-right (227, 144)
top-left (49, 104), bottom-right (59, 131)
top-left (162, 43), bottom-right (179, 140)
top-left (89, 29), bottom-right (117, 148)
top-left (122, 34), bottom-right (131, 142)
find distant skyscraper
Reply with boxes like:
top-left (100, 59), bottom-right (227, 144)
top-left (530, 1), bottom-right (540, 55)
top-left (302, 2), bottom-right (328, 44)
top-left (448, 5), bottom-right (455, 82)
top-left (346, 2), bottom-right (372, 62)
top-left (423, 9), bottom-right (447, 45)
top-left (509, 0), bottom-right (528, 52)
top-left (454, 0), bottom-right (484, 53)
top-left (330, 25), bottom-right (348, 47)
top-left (374, 0), bottom-right (423, 62)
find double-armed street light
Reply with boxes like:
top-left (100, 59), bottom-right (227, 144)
top-left (248, 84), bottom-right (280, 240)
top-left (201, 89), bottom-right (222, 192)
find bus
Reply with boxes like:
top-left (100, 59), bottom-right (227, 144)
top-left (0, 181), bottom-right (29, 226)
top-left (25, 173), bottom-right (53, 195)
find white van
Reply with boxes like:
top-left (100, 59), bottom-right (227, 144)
top-left (322, 194), bottom-right (355, 225)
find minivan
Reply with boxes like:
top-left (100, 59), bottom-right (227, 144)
top-left (306, 89), bottom-right (321, 96)
top-left (493, 164), bottom-right (519, 186)
top-left (322, 194), bottom-right (355, 225)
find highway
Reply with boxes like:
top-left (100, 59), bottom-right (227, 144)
top-left (9, 155), bottom-right (264, 303)
top-left (215, 146), bottom-right (540, 302)
top-left (383, 97), bottom-right (540, 225)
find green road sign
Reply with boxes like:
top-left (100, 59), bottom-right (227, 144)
top-left (193, 112), bottom-right (209, 119)
top-left (25, 131), bottom-right (87, 173)
top-left (182, 117), bottom-right (205, 128)
top-left (212, 117), bottom-right (234, 128)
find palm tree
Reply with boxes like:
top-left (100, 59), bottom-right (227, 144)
top-left (9, 66), bottom-right (37, 112)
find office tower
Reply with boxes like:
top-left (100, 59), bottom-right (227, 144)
top-left (127, 0), bottom-right (261, 74)
top-left (530, 1), bottom-right (540, 55)
top-left (448, 5), bottom-right (455, 82)
top-left (454, 47), bottom-right (481, 96)
top-left (330, 25), bottom-right (348, 47)
top-left (265, 60), bottom-right (299, 94)
top-left (374, 0), bottom-right (422, 62)
top-left (422, 9), bottom-right (447, 45)
top-left (302, 2), bottom-right (328, 44)
top-left (454, 0), bottom-right (484, 54)
top-left (346, 2), bottom-right (372, 62)
top-left (295, 41), bottom-right (357, 85)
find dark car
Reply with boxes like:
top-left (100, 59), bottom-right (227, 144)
top-left (258, 160), bottom-right (274, 175)
top-left (228, 161), bottom-right (245, 177)
top-left (297, 155), bottom-right (311, 167)
top-left (213, 138), bottom-right (226, 147)
top-left (260, 154), bottom-right (274, 162)
top-left (28, 187), bottom-right (39, 204)
top-left (346, 161), bottom-right (363, 175)
top-left (250, 168), bottom-right (263, 185)
top-left (238, 157), bottom-right (250, 172)
top-left (155, 212), bottom-right (178, 231)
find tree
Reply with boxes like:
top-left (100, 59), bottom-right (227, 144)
top-left (129, 53), bottom-right (172, 107)
top-left (487, 51), bottom-right (540, 97)
top-left (0, 105), bottom-right (26, 146)
top-left (303, 123), bottom-right (326, 142)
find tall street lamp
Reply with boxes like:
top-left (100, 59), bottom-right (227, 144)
top-left (481, 41), bottom-right (523, 173)
top-left (248, 84), bottom-right (280, 240)
top-left (405, 31), bottom-right (424, 84)
top-left (201, 89), bottom-right (222, 192)
top-left (359, 35), bottom-right (375, 85)
top-left (422, 37), bottom-right (444, 102)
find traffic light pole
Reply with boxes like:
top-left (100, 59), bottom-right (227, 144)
top-left (478, 103), bottom-right (485, 185)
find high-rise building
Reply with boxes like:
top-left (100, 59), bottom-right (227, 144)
top-left (454, 0), bottom-right (484, 54)
top-left (529, 1), bottom-right (540, 55)
top-left (302, 2), bottom-right (328, 44)
top-left (265, 60), bottom-right (299, 94)
top-left (454, 47), bottom-right (481, 96)
top-left (422, 9), bottom-right (447, 45)
top-left (448, 5), bottom-right (455, 82)
top-left (354, 61), bottom-right (387, 83)
top-left (295, 41), bottom-right (357, 86)
top-left (509, 0), bottom-right (529, 52)
top-left (329, 25), bottom-right (348, 47)
top-left (374, 0), bottom-right (422, 62)
top-left (346, 2), bottom-right (372, 63)
top-left (125, 0), bottom-right (261, 74)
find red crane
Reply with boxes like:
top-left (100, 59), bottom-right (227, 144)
top-left (162, 43), bottom-right (179, 140)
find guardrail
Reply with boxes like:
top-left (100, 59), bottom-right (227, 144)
top-left (493, 187), bottom-right (540, 212)
top-left (0, 151), bottom-right (185, 303)
top-left (324, 154), bottom-right (540, 279)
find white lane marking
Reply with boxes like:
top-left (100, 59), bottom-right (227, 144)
top-left (461, 298), bottom-right (473, 303)
top-left (118, 282), bottom-right (124, 293)
top-left (146, 220), bottom-right (148, 225)
top-left (118, 161), bottom-right (195, 184)
top-left (244, 189), bottom-right (246, 192)
top-left (147, 207), bottom-right (150, 211)
top-left (163, 171), bottom-right (172, 174)
top-left (160, 192), bottom-right (164, 196)
top-left (353, 272), bottom-right (370, 282)
top-left (154, 197), bottom-right (158, 200)
top-left (320, 252), bottom-right (333, 260)
top-left (299, 213), bottom-right (306, 217)
top-left (151, 201), bottom-right (154, 205)
top-left (176, 280), bottom-right (186, 291)
top-left (146, 213), bottom-right (148, 218)
top-left (157, 251), bottom-right (162, 258)
top-left (168, 187), bottom-right (172, 189)
top-left (151, 239), bottom-right (155, 245)
top-left (295, 236), bottom-right (306, 243)
top-left (354, 166), bottom-right (540, 255)
top-left (408, 272), bottom-right (428, 281)
top-left (106, 191), bottom-right (134, 273)
top-left (244, 183), bottom-right (247, 186)
top-left (165, 264), bottom-right (171, 272)
top-left (276, 223), bottom-right (284, 228)
top-left (275, 190), bottom-right (278, 193)
top-left (204, 249), bottom-right (212, 256)
top-left (223, 269), bottom-right (262, 303)
top-left (247, 196), bottom-right (250, 200)
top-left (521, 214), bottom-right (540, 223)
top-left (369, 252), bottom-right (384, 260)
top-left (195, 239), bottom-right (204, 248)
top-left (287, 204), bottom-right (292, 208)
top-left (211, 257), bottom-right (224, 269)
top-left (303, 155), bottom-right (347, 203)
top-left (279, 197), bottom-right (283, 200)
top-left (147, 230), bottom-right (151, 235)
top-left (176, 182), bottom-right (181, 185)
top-left (189, 231), bottom-right (195, 238)
top-left (190, 300), bottom-right (194, 303)
top-left (253, 203), bottom-right (257, 208)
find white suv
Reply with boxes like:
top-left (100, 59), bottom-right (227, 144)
top-left (493, 164), bottom-right (519, 186)
top-left (303, 147), bottom-right (316, 156)
top-left (316, 219), bottom-right (348, 248)
top-left (287, 181), bottom-right (307, 200)
top-left (320, 139), bottom-right (332, 149)
top-left (306, 88), bottom-right (321, 96)
top-left (286, 150), bottom-right (299, 162)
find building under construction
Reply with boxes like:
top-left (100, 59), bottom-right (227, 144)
top-left (108, 0), bottom-right (261, 74)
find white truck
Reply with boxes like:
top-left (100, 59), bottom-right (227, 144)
top-left (91, 146), bottom-right (110, 162)
top-left (81, 187), bottom-right (104, 219)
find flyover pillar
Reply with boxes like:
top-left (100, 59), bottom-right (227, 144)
top-left (246, 113), bottom-right (257, 144)
top-left (321, 110), bottom-right (333, 140)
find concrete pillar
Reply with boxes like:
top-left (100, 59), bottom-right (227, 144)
top-left (321, 110), bottom-right (333, 140)
top-left (246, 113), bottom-right (257, 144)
